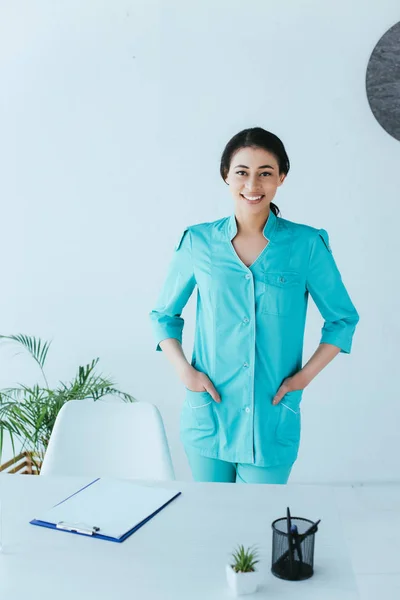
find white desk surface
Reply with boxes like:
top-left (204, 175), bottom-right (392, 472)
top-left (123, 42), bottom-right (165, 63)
top-left (0, 475), bottom-right (399, 600)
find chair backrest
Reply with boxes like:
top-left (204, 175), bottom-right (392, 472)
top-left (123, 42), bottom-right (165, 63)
top-left (40, 399), bottom-right (175, 480)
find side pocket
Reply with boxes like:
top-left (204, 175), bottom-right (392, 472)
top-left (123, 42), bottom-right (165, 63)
top-left (275, 390), bottom-right (303, 446)
top-left (184, 389), bottom-right (216, 430)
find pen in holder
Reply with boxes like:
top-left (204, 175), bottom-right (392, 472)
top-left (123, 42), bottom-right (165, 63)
top-left (271, 507), bottom-right (320, 581)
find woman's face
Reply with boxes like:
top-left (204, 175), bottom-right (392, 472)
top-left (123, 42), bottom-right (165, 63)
top-left (224, 146), bottom-right (286, 214)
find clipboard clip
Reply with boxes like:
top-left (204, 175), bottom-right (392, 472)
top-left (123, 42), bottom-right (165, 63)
top-left (56, 521), bottom-right (100, 536)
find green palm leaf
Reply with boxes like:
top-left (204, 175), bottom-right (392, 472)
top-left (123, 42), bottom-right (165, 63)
top-left (0, 335), bottom-right (51, 386)
top-left (0, 334), bottom-right (136, 465)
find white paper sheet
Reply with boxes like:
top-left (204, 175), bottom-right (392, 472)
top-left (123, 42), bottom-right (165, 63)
top-left (33, 478), bottom-right (181, 539)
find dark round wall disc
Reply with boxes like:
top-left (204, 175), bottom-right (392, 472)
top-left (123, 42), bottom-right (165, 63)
top-left (366, 21), bottom-right (400, 141)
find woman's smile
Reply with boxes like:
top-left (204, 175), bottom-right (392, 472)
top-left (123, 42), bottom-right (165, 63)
top-left (240, 193), bottom-right (265, 205)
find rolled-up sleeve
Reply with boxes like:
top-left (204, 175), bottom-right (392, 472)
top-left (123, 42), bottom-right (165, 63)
top-left (306, 228), bottom-right (360, 354)
top-left (149, 227), bottom-right (196, 351)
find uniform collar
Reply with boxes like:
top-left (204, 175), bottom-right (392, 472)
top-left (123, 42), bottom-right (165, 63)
top-left (227, 208), bottom-right (278, 241)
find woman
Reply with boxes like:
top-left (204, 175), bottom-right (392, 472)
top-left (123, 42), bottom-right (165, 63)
top-left (149, 127), bottom-right (359, 484)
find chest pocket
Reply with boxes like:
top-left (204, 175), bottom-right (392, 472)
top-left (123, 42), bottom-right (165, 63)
top-left (262, 271), bottom-right (301, 316)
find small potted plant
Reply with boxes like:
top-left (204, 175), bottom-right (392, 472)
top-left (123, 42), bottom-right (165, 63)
top-left (226, 544), bottom-right (260, 596)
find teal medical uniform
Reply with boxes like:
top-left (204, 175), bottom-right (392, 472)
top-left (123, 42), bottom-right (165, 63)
top-left (149, 209), bottom-right (359, 468)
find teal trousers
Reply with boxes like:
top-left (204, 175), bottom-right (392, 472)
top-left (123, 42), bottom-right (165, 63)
top-left (184, 445), bottom-right (293, 484)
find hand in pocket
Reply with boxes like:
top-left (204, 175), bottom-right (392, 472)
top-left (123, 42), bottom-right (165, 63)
top-left (272, 375), bottom-right (305, 406)
top-left (182, 366), bottom-right (221, 403)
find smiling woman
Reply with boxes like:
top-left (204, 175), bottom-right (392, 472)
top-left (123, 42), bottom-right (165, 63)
top-left (221, 128), bottom-right (289, 219)
top-left (149, 127), bottom-right (360, 484)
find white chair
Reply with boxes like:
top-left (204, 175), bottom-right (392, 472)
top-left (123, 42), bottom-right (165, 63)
top-left (40, 399), bottom-right (175, 480)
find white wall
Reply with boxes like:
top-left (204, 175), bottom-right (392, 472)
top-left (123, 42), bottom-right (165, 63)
top-left (0, 0), bottom-right (399, 483)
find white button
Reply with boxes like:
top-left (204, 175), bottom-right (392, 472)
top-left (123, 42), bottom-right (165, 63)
top-left (243, 362), bottom-right (249, 368)
top-left (243, 317), bottom-right (249, 323)
top-left (245, 407), bottom-right (250, 413)
top-left (245, 274), bottom-right (251, 279)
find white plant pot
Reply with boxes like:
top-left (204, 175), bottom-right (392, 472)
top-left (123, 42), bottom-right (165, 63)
top-left (226, 564), bottom-right (259, 596)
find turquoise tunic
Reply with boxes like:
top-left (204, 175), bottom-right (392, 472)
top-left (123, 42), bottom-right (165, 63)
top-left (149, 210), bottom-right (359, 467)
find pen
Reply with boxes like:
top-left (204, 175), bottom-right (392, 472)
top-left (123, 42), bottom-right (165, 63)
top-left (275, 518), bottom-right (321, 568)
top-left (290, 524), bottom-right (303, 565)
top-left (286, 507), bottom-right (295, 577)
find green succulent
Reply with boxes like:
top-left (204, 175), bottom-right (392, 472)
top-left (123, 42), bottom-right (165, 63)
top-left (230, 544), bottom-right (260, 573)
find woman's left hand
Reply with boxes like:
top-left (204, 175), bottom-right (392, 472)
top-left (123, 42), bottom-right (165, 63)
top-left (272, 373), bottom-right (307, 406)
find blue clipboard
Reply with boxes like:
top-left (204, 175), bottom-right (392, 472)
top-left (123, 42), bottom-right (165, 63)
top-left (30, 478), bottom-right (182, 543)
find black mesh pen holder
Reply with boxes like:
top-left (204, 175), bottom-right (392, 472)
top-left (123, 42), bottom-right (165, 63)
top-left (271, 517), bottom-right (317, 581)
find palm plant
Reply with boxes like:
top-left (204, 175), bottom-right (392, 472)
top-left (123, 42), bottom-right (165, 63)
top-left (230, 545), bottom-right (260, 573)
top-left (0, 334), bottom-right (136, 468)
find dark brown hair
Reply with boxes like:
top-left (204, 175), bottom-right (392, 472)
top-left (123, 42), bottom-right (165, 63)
top-left (220, 127), bottom-right (290, 217)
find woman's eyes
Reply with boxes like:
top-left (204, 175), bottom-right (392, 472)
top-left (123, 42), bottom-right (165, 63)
top-left (235, 171), bottom-right (271, 177)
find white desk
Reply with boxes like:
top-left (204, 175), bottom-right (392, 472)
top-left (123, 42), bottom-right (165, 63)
top-left (0, 475), bottom-right (398, 599)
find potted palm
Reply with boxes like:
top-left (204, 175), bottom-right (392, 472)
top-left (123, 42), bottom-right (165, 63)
top-left (226, 544), bottom-right (260, 596)
top-left (0, 334), bottom-right (136, 473)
